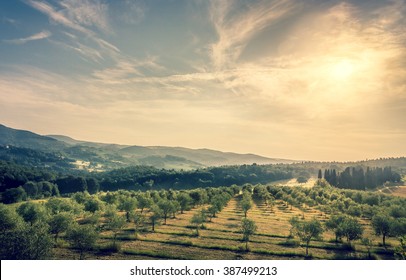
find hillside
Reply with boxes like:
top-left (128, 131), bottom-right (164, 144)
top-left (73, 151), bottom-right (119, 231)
top-left (0, 124), bottom-right (294, 171)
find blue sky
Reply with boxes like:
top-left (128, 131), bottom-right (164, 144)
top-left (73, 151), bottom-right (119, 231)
top-left (1, 0), bottom-right (405, 161)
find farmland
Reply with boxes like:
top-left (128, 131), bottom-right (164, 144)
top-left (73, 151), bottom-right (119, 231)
top-left (2, 180), bottom-right (404, 260)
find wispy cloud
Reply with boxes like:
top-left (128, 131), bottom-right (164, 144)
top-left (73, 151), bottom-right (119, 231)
top-left (26, 0), bottom-right (91, 35)
top-left (59, 0), bottom-right (111, 33)
top-left (3, 30), bottom-right (51, 44)
top-left (209, 0), bottom-right (298, 69)
top-left (25, 0), bottom-right (120, 62)
top-left (120, 0), bottom-right (146, 25)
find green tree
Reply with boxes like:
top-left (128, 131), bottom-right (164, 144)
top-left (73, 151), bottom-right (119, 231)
top-left (48, 212), bottom-right (74, 243)
top-left (119, 197), bottom-right (138, 222)
top-left (84, 197), bottom-right (104, 213)
top-left (190, 209), bottom-right (207, 236)
top-left (157, 199), bottom-right (175, 224)
top-left (361, 238), bottom-right (373, 259)
top-left (137, 195), bottom-right (152, 214)
top-left (0, 204), bottom-right (22, 233)
top-left (177, 193), bottom-right (192, 214)
top-left (2, 186), bottom-right (27, 204)
top-left (241, 218), bottom-right (257, 251)
top-left (66, 224), bottom-right (98, 260)
top-left (372, 213), bottom-right (392, 247)
top-left (241, 199), bottom-right (252, 218)
top-left (340, 216), bottom-right (363, 245)
top-left (106, 212), bottom-right (126, 245)
top-left (17, 202), bottom-right (47, 226)
top-left (290, 217), bottom-right (324, 257)
top-left (149, 205), bottom-right (162, 232)
top-left (133, 212), bottom-right (146, 237)
top-left (0, 222), bottom-right (53, 259)
top-left (325, 214), bottom-right (347, 242)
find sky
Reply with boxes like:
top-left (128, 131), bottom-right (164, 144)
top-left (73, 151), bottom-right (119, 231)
top-left (0, 0), bottom-right (405, 161)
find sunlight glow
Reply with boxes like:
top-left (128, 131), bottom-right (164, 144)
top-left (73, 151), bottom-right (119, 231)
top-left (331, 59), bottom-right (355, 80)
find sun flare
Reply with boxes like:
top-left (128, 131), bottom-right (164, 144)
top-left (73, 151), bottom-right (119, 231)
top-left (331, 59), bottom-right (355, 80)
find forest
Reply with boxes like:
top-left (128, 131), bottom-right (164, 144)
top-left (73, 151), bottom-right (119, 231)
top-left (1, 158), bottom-right (403, 204)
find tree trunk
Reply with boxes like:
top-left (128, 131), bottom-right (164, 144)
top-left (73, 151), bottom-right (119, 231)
top-left (152, 221), bottom-right (155, 232)
top-left (245, 241), bottom-right (248, 251)
top-left (306, 241), bottom-right (309, 256)
top-left (383, 234), bottom-right (386, 247)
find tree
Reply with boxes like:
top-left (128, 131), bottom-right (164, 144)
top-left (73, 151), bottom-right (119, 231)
top-left (290, 217), bottom-right (324, 257)
top-left (149, 205), bottom-right (162, 232)
top-left (240, 197), bottom-right (252, 218)
top-left (340, 217), bottom-right (363, 245)
top-left (48, 212), bottom-right (74, 243)
top-left (66, 224), bottom-right (98, 260)
top-left (106, 212), bottom-right (126, 245)
top-left (361, 238), bottom-right (373, 259)
top-left (190, 209), bottom-right (207, 236)
top-left (157, 199), bottom-right (175, 224)
top-left (84, 197), bottom-right (104, 213)
top-left (137, 195), bottom-right (152, 214)
top-left (241, 218), bottom-right (257, 251)
top-left (318, 169), bottom-right (323, 180)
top-left (325, 214), bottom-right (347, 242)
top-left (119, 197), bottom-right (138, 222)
top-left (177, 193), bottom-right (192, 214)
top-left (133, 212), bottom-right (146, 237)
top-left (0, 204), bottom-right (22, 233)
top-left (0, 222), bottom-right (53, 259)
top-left (2, 186), bottom-right (27, 204)
top-left (372, 214), bottom-right (392, 247)
top-left (17, 202), bottom-right (47, 226)
top-left (86, 178), bottom-right (100, 194)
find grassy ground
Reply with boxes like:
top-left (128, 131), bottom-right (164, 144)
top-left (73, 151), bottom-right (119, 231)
top-left (51, 195), bottom-right (400, 260)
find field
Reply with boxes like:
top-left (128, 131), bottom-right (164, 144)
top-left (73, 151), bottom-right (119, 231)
top-left (48, 189), bottom-right (403, 260)
top-left (380, 186), bottom-right (406, 198)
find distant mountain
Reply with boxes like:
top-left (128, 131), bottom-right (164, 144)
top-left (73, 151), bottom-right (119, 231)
top-left (0, 124), bottom-right (296, 171)
top-left (119, 146), bottom-right (293, 166)
top-left (0, 124), bottom-right (66, 151)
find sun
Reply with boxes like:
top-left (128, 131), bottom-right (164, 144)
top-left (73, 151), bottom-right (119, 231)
top-left (330, 59), bottom-right (355, 80)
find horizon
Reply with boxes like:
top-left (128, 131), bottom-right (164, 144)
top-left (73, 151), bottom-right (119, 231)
top-left (2, 122), bottom-right (405, 164)
top-left (1, 1), bottom-right (405, 162)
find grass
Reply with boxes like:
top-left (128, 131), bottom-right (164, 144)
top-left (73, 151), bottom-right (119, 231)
top-left (49, 196), bottom-right (402, 260)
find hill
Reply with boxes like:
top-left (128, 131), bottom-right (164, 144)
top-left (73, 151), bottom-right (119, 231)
top-left (0, 124), bottom-right (294, 171)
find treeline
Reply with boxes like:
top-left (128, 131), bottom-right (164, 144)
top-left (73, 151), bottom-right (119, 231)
top-left (0, 160), bottom-right (292, 203)
top-left (0, 145), bottom-right (76, 171)
top-left (98, 164), bottom-right (293, 191)
top-left (321, 166), bottom-right (402, 190)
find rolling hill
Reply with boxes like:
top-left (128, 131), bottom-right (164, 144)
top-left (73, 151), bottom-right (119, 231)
top-left (0, 124), bottom-right (295, 171)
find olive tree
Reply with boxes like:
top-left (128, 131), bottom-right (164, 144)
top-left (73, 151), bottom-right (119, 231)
top-left (372, 213), bottom-right (392, 247)
top-left (241, 218), bottom-right (257, 251)
top-left (66, 224), bottom-right (98, 260)
top-left (48, 212), bottom-right (74, 242)
top-left (149, 205), bottom-right (162, 232)
top-left (190, 209), bottom-right (207, 236)
top-left (290, 217), bottom-right (324, 257)
top-left (0, 222), bottom-right (53, 259)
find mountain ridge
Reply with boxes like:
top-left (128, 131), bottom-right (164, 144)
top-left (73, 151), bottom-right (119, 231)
top-left (0, 123), bottom-right (296, 170)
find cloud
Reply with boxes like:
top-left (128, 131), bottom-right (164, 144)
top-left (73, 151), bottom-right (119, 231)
top-left (59, 0), bottom-right (111, 33)
top-left (25, 0), bottom-right (120, 61)
top-left (3, 30), bottom-right (51, 44)
top-left (120, 0), bottom-right (146, 25)
top-left (26, 0), bottom-right (92, 35)
top-left (209, 0), bottom-right (298, 69)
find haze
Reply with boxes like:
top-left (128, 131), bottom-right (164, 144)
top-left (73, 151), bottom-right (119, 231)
top-left (1, 0), bottom-right (405, 161)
